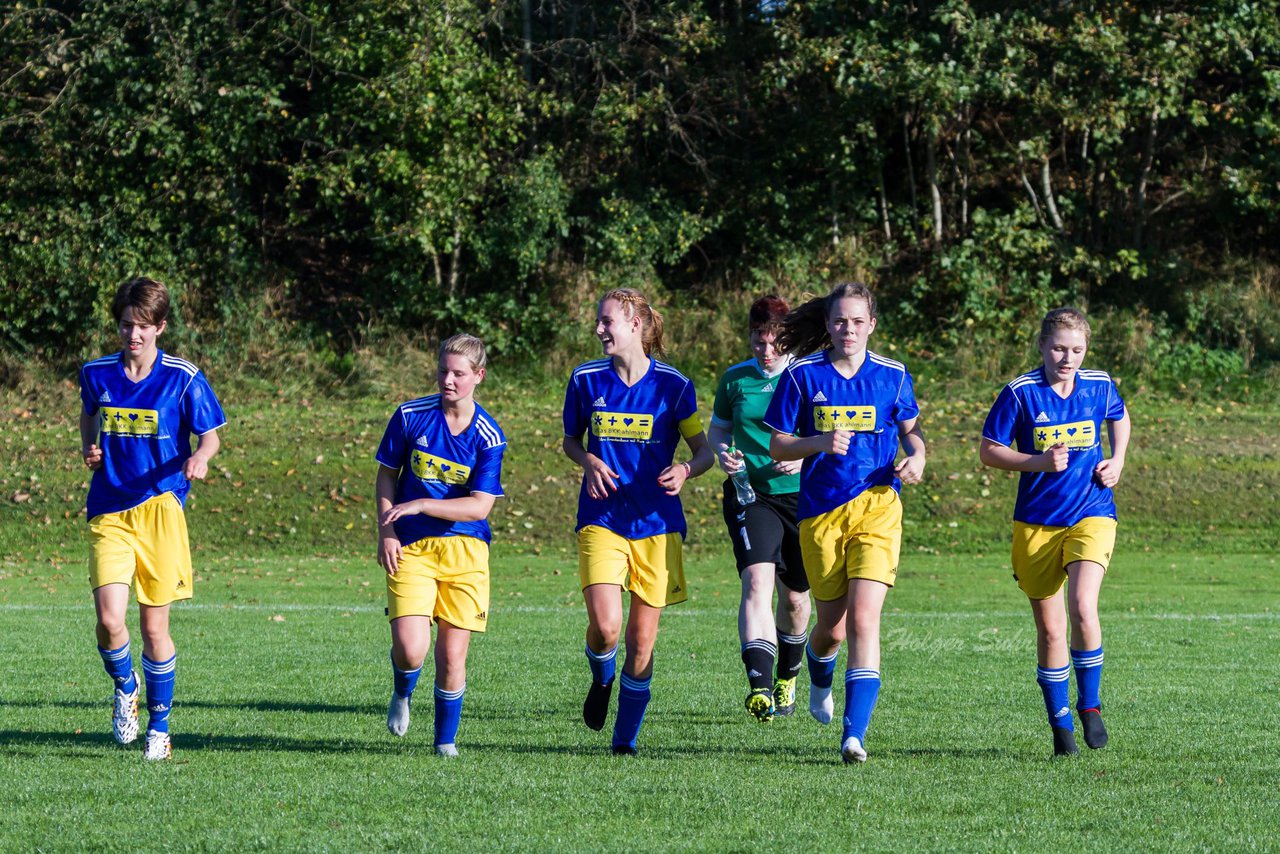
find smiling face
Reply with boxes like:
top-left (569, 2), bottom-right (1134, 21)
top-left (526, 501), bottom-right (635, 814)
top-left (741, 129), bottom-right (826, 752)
top-left (595, 298), bottom-right (643, 358)
top-left (825, 296), bottom-right (876, 360)
top-left (437, 352), bottom-right (484, 403)
top-left (749, 328), bottom-right (781, 373)
top-left (1040, 327), bottom-right (1089, 384)
top-left (118, 306), bottom-right (166, 360)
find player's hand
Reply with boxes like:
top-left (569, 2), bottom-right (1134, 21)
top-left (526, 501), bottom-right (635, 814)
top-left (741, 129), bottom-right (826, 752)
top-left (83, 444), bottom-right (103, 471)
top-left (1040, 443), bottom-right (1069, 473)
top-left (771, 458), bottom-right (802, 476)
top-left (895, 453), bottom-right (925, 485)
top-left (719, 448), bottom-right (745, 475)
top-left (380, 501), bottom-right (422, 526)
top-left (583, 455), bottom-right (620, 500)
top-left (1093, 456), bottom-right (1124, 488)
top-left (183, 454), bottom-right (210, 480)
top-left (822, 430), bottom-right (852, 456)
top-left (657, 462), bottom-right (691, 496)
top-left (378, 535), bottom-right (402, 576)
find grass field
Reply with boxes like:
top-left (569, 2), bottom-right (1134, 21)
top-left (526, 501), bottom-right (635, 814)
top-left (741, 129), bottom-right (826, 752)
top-left (1, 380), bottom-right (1278, 850)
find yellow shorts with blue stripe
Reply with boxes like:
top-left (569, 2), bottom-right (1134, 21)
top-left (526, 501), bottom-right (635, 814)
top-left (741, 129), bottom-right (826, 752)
top-left (1011, 517), bottom-right (1116, 600)
top-left (800, 486), bottom-right (902, 601)
top-left (578, 526), bottom-right (686, 608)
top-left (387, 536), bottom-right (490, 632)
top-left (88, 492), bottom-right (193, 607)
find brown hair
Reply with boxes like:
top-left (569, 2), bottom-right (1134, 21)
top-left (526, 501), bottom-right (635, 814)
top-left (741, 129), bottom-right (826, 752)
top-left (439, 333), bottom-right (488, 372)
top-left (748, 294), bottom-right (790, 336)
top-left (1038, 307), bottom-right (1092, 346)
top-left (778, 282), bottom-right (877, 356)
top-left (600, 287), bottom-right (667, 357)
top-left (111, 277), bottom-right (171, 326)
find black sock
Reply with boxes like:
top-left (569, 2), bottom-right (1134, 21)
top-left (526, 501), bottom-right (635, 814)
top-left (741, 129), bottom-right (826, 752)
top-left (776, 631), bottom-right (807, 681)
top-left (741, 640), bottom-right (777, 692)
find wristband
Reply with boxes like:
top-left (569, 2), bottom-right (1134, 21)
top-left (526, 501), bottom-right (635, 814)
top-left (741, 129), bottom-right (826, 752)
top-left (680, 461), bottom-right (692, 477)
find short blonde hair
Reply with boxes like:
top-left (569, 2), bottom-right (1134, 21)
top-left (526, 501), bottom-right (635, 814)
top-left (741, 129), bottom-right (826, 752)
top-left (1038, 307), bottom-right (1092, 346)
top-left (438, 333), bottom-right (487, 371)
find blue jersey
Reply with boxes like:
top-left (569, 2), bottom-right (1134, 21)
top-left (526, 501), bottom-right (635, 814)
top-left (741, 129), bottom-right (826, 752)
top-left (79, 350), bottom-right (226, 520)
top-left (982, 366), bottom-right (1126, 527)
top-left (563, 358), bottom-right (700, 539)
top-left (376, 395), bottom-right (506, 546)
top-left (763, 350), bottom-right (919, 522)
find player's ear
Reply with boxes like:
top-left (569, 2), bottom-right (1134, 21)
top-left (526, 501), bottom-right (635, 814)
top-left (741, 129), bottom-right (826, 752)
top-left (156, 319), bottom-right (168, 337)
top-left (476, 367), bottom-right (485, 385)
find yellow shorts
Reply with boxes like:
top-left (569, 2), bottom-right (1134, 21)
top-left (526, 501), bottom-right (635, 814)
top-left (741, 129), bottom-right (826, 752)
top-left (800, 486), bottom-right (902, 601)
top-left (577, 526), bottom-right (687, 608)
top-left (88, 492), bottom-right (193, 607)
top-left (1012, 517), bottom-right (1117, 600)
top-left (387, 536), bottom-right (490, 631)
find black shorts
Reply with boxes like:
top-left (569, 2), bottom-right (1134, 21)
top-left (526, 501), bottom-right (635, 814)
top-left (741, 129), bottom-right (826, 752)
top-left (720, 481), bottom-right (809, 592)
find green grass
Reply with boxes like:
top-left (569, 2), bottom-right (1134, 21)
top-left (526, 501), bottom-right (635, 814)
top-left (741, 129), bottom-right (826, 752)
top-left (1, 550), bottom-right (1276, 850)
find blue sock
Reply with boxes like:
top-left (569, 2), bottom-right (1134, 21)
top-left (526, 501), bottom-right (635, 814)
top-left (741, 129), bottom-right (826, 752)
top-left (391, 651), bottom-right (423, 700)
top-left (1036, 664), bottom-right (1073, 731)
top-left (142, 653), bottom-right (176, 734)
top-left (806, 643), bottom-right (838, 689)
top-left (433, 684), bottom-right (465, 747)
top-left (586, 643), bottom-right (618, 686)
top-left (842, 668), bottom-right (881, 742)
top-left (612, 671), bottom-right (652, 751)
top-left (98, 641), bottom-right (137, 693)
top-left (1072, 646), bottom-right (1104, 711)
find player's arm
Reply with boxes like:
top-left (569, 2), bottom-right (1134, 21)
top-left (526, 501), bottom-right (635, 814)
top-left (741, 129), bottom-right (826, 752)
top-left (1094, 410), bottom-right (1131, 488)
top-left (979, 438), bottom-right (1067, 473)
top-left (657, 427), bottom-right (715, 496)
top-left (183, 429), bottom-right (221, 480)
top-left (895, 416), bottom-right (926, 485)
top-left (375, 464), bottom-right (402, 575)
top-left (770, 429), bottom-right (849, 460)
top-left (563, 435), bottom-right (620, 500)
top-left (381, 492), bottom-right (498, 525)
top-left (80, 410), bottom-right (103, 470)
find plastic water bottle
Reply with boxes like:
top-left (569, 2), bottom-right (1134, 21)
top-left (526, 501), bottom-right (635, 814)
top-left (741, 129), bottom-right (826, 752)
top-left (728, 448), bottom-right (756, 506)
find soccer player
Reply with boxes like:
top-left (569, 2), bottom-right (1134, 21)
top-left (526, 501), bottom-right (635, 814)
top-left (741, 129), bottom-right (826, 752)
top-left (764, 282), bottom-right (925, 763)
top-left (979, 307), bottom-right (1129, 757)
top-left (79, 276), bottom-right (226, 761)
top-left (563, 288), bottom-right (714, 755)
top-left (376, 334), bottom-right (506, 757)
top-left (707, 295), bottom-right (811, 723)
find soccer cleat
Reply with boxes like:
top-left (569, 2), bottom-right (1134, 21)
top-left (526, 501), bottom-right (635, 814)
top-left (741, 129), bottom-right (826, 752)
top-left (841, 736), bottom-right (867, 763)
top-left (772, 676), bottom-right (797, 717)
top-left (435, 743), bottom-right (459, 757)
top-left (387, 693), bottom-right (411, 737)
top-left (583, 679), bottom-right (614, 731)
top-left (611, 744), bottom-right (637, 756)
top-left (809, 683), bottom-right (834, 725)
top-left (745, 687), bottom-right (774, 723)
top-left (142, 729), bottom-right (171, 761)
top-left (111, 672), bottom-right (140, 745)
top-left (1079, 708), bottom-right (1109, 749)
top-left (1052, 727), bottom-right (1079, 757)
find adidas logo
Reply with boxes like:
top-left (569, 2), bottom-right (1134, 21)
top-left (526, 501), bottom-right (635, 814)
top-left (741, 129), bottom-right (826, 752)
top-left (748, 669), bottom-right (763, 678)
top-left (99, 391), bottom-right (112, 403)
top-left (813, 391), bottom-right (828, 402)
top-left (671, 585), bottom-right (682, 593)
top-left (416, 435), bottom-right (430, 447)
top-left (1035, 411), bottom-right (1050, 423)
top-left (592, 396), bottom-right (607, 407)
top-left (476, 611), bottom-right (487, 620)
top-left (735, 512), bottom-right (747, 522)
top-left (761, 383), bottom-right (774, 393)
top-left (1054, 706), bottom-right (1071, 719)
top-left (175, 579), bottom-right (185, 589)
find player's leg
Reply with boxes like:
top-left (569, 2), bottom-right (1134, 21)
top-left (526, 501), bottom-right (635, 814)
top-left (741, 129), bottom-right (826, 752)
top-left (94, 582), bottom-right (139, 744)
top-left (739, 562), bottom-right (779, 722)
top-left (806, 597), bottom-right (845, 725)
top-left (579, 527), bottom-right (628, 730)
top-left (1029, 592), bottom-right (1076, 756)
top-left (388, 616), bottom-right (431, 736)
top-left (432, 620), bottom-right (471, 756)
top-left (799, 510), bottom-right (847, 725)
top-left (1067, 559), bottom-right (1107, 748)
top-left (138, 602), bottom-right (175, 760)
top-left (612, 597), bottom-right (661, 755)
top-left (841, 579), bottom-right (889, 763)
top-left (773, 504), bottom-right (810, 717)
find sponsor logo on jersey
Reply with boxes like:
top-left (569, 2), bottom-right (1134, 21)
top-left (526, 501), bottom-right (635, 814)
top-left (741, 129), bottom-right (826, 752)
top-left (813, 405), bottom-right (876, 433)
top-left (410, 450), bottom-right (472, 485)
top-left (591, 410), bottom-right (654, 441)
top-left (813, 391), bottom-right (828, 403)
top-left (415, 435), bottom-right (430, 447)
top-left (761, 383), bottom-right (774, 393)
top-left (1035, 410), bottom-right (1050, 423)
top-left (592, 396), bottom-right (607, 408)
top-left (99, 407), bottom-right (160, 436)
top-left (1033, 420), bottom-right (1096, 451)
top-left (99, 391), bottom-right (112, 403)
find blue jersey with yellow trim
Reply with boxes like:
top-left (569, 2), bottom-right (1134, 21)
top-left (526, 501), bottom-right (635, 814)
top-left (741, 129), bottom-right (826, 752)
top-left (563, 358), bottom-right (700, 539)
top-left (79, 350), bottom-right (226, 519)
top-left (763, 350), bottom-right (918, 522)
top-left (982, 366), bottom-right (1126, 527)
top-left (376, 395), bottom-right (506, 546)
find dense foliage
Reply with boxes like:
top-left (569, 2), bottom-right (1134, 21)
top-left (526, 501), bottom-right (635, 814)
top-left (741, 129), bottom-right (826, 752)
top-left (2, 1), bottom-right (1277, 384)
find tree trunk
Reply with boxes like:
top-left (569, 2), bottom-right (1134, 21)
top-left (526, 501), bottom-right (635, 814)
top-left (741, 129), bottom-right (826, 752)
top-left (926, 127), bottom-right (943, 241)
top-left (1041, 157), bottom-right (1064, 231)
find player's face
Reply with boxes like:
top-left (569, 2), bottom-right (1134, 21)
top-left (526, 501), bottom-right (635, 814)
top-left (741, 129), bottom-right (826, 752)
top-left (749, 329), bottom-right (780, 372)
top-left (825, 296), bottom-right (876, 359)
top-left (437, 353), bottom-right (484, 403)
top-left (118, 307), bottom-right (166, 359)
top-left (596, 298), bottom-right (641, 357)
top-left (1040, 327), bottom-right (1088, 383)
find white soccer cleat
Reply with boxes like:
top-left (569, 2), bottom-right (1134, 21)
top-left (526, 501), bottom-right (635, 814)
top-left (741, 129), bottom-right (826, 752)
top-left (841, 736), bottom-right (867, 763)
top-left (809, 684), bottom-right (834, 725)
top-left (142, 729), bottom-right (171, 761)
top-left (387, 694), bottom-right (411, 737)
top-left (112, 673), bottom-right (140, 745)
top-left (435, 743), bottom-right (459, 757)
